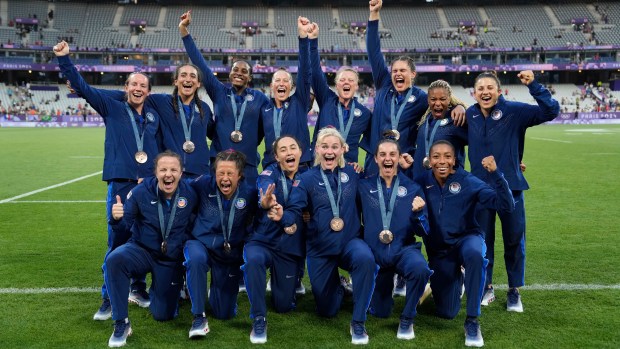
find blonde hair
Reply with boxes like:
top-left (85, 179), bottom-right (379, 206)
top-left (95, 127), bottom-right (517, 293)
top-left (334, 66), bottom-right (359, 84)
top-left (313, 127), bottom-right (346, 168)
top-left (418, 79), bottom-right (466, 127)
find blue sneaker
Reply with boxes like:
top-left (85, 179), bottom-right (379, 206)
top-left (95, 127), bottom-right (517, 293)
top-left (464, 318), bottom-right (484, 347)
top-left (393, 275), bottom-right (406, 297)
top-left (350, 321), bottom-right (369, 345)
top-left (128, 289), bottom-right (150, 308)
top-left (250, 316), bottom-right (267, 344)
top-left (507, 288), bottom-right (523, 312)
top-left (94, 298), bottom-right (112, 321)
top-left (108, 319), bottom-right (132, 348)
top-left (396, 317), bottom-right (415, 340)
top-left (189, 313), bottom-right (210, 338)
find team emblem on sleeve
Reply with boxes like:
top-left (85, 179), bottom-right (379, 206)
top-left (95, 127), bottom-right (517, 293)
top-left (449, 182), bottom-right (461, 194)
top-left (260, 170), bottom-right (272, 176)
top-left (491, 109), bottom-right (503, 120)
top-left (245, 94), bottom-right (254, 101)
top-left (408, 95), bottom-right (416, 103)
top-left (235, 198), bottom-right (247, 209)
top-left (397, 186), bottom-right (407, 197)
top-left (340, 172), bottom-right (349, 183)
top-left (146, 112), bottom-right (155, 122)
top-left (177, 197), bottom-right (187, 208)
top-left (354, 108), bottom-right (362, 117)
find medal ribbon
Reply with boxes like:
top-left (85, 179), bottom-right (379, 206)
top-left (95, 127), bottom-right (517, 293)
top-left (216, 188), bottom-right (240, 244)
top-left (424, 115), bottom-right (443, 159)
top-left (320, 168), bottom-right (342, 220)
top-left (229, 93), bottom-right (249, 133)
top-left (337, 99), bottom-right (356, 140)
top-left (272, 104), bottom-right (286, 139)
top-left (389, 88), bottom-right (414, 132)
top-left (124, 102), bottom-right (145, 153)
top-left (157, 189), bottom-right (180, 247)
top-left (279, 170), bottom-right (297, 205)
top-left (377, 175), bottom-right (400, 231)
top-left (177, 96), bottom-right (195, 144)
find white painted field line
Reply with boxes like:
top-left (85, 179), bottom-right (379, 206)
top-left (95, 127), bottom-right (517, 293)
top-left (0, 284), bottom-right (619, 295)
top-left (0, 171), bottom-right (102, 204)
top-left (529, 137), bottom-right (573, 144)
top-left (7, 200), bottom-right (105, 203)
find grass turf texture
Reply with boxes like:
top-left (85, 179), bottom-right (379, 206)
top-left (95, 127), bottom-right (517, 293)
top-left (0, 125), bottom-right (619, 348)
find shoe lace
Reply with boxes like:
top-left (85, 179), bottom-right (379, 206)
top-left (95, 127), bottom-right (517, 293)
top-left (113, 320), bottom-right (127, 337)
top-left (192, 315), bottom-right (205, 328)
top-left (507, 289), bottom-right (519, 304)
top-left (465, 320), bottom-right (479, 337)
top-left (99, 298), bottom-right (111, 311)
top-left (351, 321), bottom-right (366, 336)
top-left (253, 317), bottom-right (266, 334)
top-left (399, 317), bottom-right (413, 330)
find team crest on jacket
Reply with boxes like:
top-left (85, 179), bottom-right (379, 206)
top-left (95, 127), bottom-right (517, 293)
top-left (340, 172), bottom-right (349, 183)
top-left (440, 118), bottom-right (449, 126)
top-left (408, 95), bottom-right (416, 103)
top-left (146, 112), bottom-right (154, 122)
top-left (284, 102), bottom-right (289, 109)
top-left (177, 197), bottom-right (187, 208)
top-left (491, 109), bottom-right (503, 120)
top-left (449, 182), bottom-right (461, 194)
top-left (397, 186), bottom-right (407, 197)
top-left (235, 198), bottom-right (247, 209)
top-left (245, 94), bottom-right (254, 101)
top-left (293, 179), bottom-right (300, 187)
top-left (354, 108), bottom-right (362, 117)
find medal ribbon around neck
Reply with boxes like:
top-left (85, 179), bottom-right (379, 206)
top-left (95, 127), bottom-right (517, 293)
top-left (279, 171), bottom-right (294, 205)
top-left (216, 188), bottom-right (240, 245)
top-left (229, 93), bottom-right (249, 134)
top-left (177, 95), bottom-right (195, 144)
top-left (424, 115), bottom-right (443, 160)
top-left (389, 88), bottom-right (414, 132)
top-left (377, 175), bottom-right (400, 232)
top-left (124, 102), bottom-right (146, 153)
top-left (337, 99), bottom-right (356, 140)
top-left (272, 103), bottom-right (287, 139)
top-left (157, 188), bottom-right (180, 250)
top-left (320, 168), bottom-right (342, 221)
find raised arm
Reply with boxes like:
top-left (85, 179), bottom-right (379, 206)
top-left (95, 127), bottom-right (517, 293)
top-left (366, 0), bottom-right (390, 88)
top-left (517, 70), bottom-right (560, 127)
top-left (295, 16), bottom-right (312, 109)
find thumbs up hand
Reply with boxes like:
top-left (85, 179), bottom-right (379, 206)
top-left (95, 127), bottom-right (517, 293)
top-left (112, 195), bottom-right (124, 220)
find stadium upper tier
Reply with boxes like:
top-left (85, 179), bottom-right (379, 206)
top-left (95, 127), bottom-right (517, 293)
top-left (1, 1), bottom-right (618, 53)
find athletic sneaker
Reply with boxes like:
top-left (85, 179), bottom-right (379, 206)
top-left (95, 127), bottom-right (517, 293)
top-left (266, 278), bottom-right (272, 292)
top-left (188, 313), bottom-right (210, 338)
top-left (295, 281), bottom-right (306, 295)
top-left (340, 276), bottom-right (353, 296)
top-left (128, 289), bottom-right (150, 308)
top-left (396, 317), bottom-right (415, 340)
top-left (239, 279), bottom-right (247, 293)
top-left (464, 318), bottom-right (484, 347)
top-left (108, 319), bottom-right (132, 348)
top-left (480, 286), bottom-right (495, 306)
top-left (506, 288), bottom-right (523, 312)
top-left (393, 275), bottom-right (406, 297)
top-left (94, 298), bottom-right (112, 321)
top-left (250, 316), bottom-right (267, 344)
top-left (350, 321), bottom-right (369, 345)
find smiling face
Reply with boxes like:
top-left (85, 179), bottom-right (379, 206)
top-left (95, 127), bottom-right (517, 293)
top-left (124, 73), bottom-right (150, 110)
top-left (274, 136), bottom-right (302, 175)
top-left (429, 142), bottom-right (456, 185)
top-left (428, 87), bottom-right (451, 120)
top-left (229, 61), bottom-right (252, 91)
top-left (215, 160), bottom-right (242, 199)
top-left (316, 135), bottom-right (344, 171)
top-left (375, 141), bottom-right (400, 180)
top-left (335, 69), bottom-right (359, 103)
top-left (174, 65), bottom-right (201, 104)
top-left (156, 155), bottom-right (182, 199)
top-left (390, 60), bottom-right (416, 93)
top-left (270, 70), bottom-right (292, 106)
top-left (474, 77), bottom-right (501, 116)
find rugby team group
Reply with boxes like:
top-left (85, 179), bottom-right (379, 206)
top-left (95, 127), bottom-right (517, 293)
top-left (52, 0), bottom-right (560, 347)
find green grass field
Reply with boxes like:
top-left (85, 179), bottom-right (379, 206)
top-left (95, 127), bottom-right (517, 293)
top-left (1, 125), bottom-right (619, 348)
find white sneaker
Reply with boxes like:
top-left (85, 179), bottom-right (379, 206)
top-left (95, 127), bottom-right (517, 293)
top-left (94, 298), bottom-right (112, 321)
top-left (506, 288), bottom-right (523, 312)
top-left (188, 313), bottom-right (210, 338)
top-left (108, 319), bottom-right (132, 348)
top-left (481, 286), bottom-right (495, 306)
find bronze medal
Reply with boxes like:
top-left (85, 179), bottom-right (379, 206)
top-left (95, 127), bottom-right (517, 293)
top-left (230, 130), bottom-right (243, 143)
top-left (135, 151), bottom-right (148, 164)
top-left (223, 241), bottom-right (232, 254)
top-left (330, 217), bottom-right (344, 232)
top-left (423, 156), bottom-right (431, 170)
top-left (379, 230), bottom-right (394, 244)
top-left (182, 140), bottom-right (195, 153)
top-left (391, 129), bottom-right (400, 141)
top-left (284, 223), bottom-right (297, 235)
top-left (161, 241), bottom-right (168, 254)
